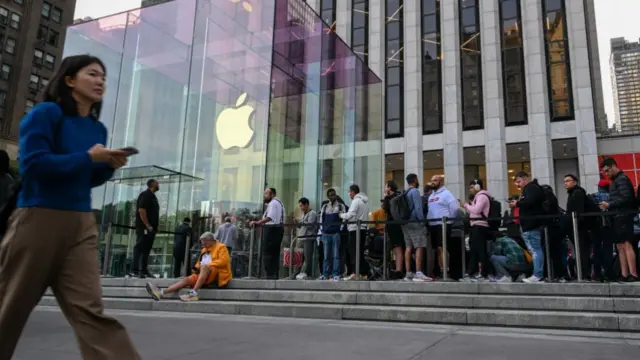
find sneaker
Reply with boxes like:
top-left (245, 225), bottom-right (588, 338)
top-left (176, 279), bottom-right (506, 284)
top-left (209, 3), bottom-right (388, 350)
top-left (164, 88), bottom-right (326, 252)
top-left (523, 275), bottom-right (543, 283)
top-left (496, 275), bottom-right (512, 283)
top-left (318, 275), bottom-right (328, 280)
top-left (343, 274), bottom-right (356, 281)
top-left (142, 271), bottom-right (156, 279)
top-left (127, 272), bottom-right (145, 279)
top-left (486, 275), bottom-right (498, 282)
top-left (625, 275), bottom-right (639, 283)
top-left (331, 276), bottom-right (341, 281)
top-left (404, 272), bottom-right (415, 281)
top-left (179, 290), bottom-right (199, 302)
top-left (515, 274), bottom-right (526, 282)
top-left (460, 275), bottom-right (475, 283)
top-left (296, 272), bottom-right (308, 280)
top-left (145, 282), bottom-right (162, 301)
top-left (412, 272), bottom-right (433, 282)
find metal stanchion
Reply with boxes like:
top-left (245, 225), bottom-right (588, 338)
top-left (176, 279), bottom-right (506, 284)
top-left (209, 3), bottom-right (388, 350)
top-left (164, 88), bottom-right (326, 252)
top-left (244, 228), bottom-right (255, 279)
top-left (101, 223), bottom-right (113, 276)
top-left (288, 233), bottom-right (296, 280)
top-left (355, 220), bottom-right (362, 279)
top-left (383, 225), bottom-right (388, 280)
top-left (441, 217), bottom-right (448, 281)
top-left (543, 226), bottom-right (553, 281)
top-left (461, 233), bottom-right (466, 278)
top-left (571, 212), bottom-right (583, 281)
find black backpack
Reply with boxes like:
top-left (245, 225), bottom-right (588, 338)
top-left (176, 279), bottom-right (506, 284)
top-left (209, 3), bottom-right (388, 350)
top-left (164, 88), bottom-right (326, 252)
top-left (478, 193), bottom-right (502, 231)
top-left (390, 189), bottom-right (412, 221)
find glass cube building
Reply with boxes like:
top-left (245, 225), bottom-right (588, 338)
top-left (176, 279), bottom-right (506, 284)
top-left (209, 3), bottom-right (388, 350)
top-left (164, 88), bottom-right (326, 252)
top-left (64, 0), bottom-right (383, 276)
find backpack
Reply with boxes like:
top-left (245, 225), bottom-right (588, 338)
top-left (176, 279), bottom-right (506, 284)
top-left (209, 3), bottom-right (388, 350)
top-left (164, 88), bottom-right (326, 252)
top-left (539, 184), bottom-right (561, 225)
top-left (390, 189), bottom-right (413, 221)
top-left (478, 193), bottom-right (502, 231)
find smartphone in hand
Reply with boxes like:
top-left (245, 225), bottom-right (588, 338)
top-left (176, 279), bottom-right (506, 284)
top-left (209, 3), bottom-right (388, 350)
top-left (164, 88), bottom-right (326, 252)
top-left (118, 147), bottom-right (140, 157)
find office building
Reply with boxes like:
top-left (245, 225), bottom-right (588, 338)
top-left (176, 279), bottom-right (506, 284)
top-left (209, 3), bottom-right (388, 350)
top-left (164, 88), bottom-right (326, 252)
top-left (305, 0), bottom-right (607, 203)
top-left (0, 0), bottom-right (76, 159)
top-left (64, 0), bottom-right (383, 276)
top-left (610, 37), bottom-right (640, 133)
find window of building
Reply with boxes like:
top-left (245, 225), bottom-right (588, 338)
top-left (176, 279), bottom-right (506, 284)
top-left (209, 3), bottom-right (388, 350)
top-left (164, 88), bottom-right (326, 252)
top-left (29, 74), bottom-right (40, 90)
top-left (0, 91), bottom-right (6, 107)
top-left (41, 2), bottom-right (51, 18)
top-left (421, 0), bottom-right (442, 134)
top-left (25, 99), bottom-right (34, 113)
top-left (459, 0), bottom-right (483, 130)
top-left (500, 0), bottom-right (527, 125)
top-left (10, 13), bottom-right (20, 29)
top-left (320, 0), bottom-right (336, 29)
top-left (41, 77), bottom-right (49, 89)
top-left (37, 25), bottom-right (48, 40)
top-left (34, 49), bottom-right (44, 64)
top-left (0, 7), bottom-right (8, 25)
top-left (45, 53), bottom-right (55, 69)
top-left (385, 0), bottom-right (404, 138)
top-left (542, 0), bottom-right (574, 121)
top-left (51, 7), bottom-right (62, 23)
top-left (4, 38), bottom-right (15, 54)
top-left (47, 29), bottom-right (59, 46)
top-left (1, 64), bottom-right (11, 81)
top-left (14, 0), bottom-right (24, 5)
top-left (352, 0), bottom-right (369, 63)
top-left (319, 0), bottom-right (336, 145)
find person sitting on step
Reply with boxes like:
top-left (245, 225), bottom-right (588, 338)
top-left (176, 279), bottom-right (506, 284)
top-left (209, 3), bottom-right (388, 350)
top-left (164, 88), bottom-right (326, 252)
top-left (146, 231), bottom-right (232, 302)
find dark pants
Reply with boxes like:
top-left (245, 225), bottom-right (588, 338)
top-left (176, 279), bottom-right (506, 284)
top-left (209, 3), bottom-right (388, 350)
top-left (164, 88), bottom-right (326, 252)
top-left (592, 226), bottom-right (614, 279)
top-left (172, 243), bottom-right (185, 278)
top-left (261, 227), bottom-right (284, 279)
top-left (347, 229), bottom-right (369, 276)
top-left (132, 232), bottom-right (156, 274)
top-left (467, 226), bottom-right (491, 276)
top-left (428, 225), bottom-right (461, 280)
top-left (546, 225), bottom-right (567, 280)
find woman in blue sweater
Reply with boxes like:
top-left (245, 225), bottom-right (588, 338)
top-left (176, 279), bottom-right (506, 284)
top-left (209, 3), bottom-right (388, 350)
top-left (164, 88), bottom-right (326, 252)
top-left (0, 55), bottom-right (140, 359)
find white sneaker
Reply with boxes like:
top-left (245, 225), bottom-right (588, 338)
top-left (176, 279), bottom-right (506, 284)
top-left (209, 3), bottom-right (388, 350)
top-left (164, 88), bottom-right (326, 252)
top-left (296, 272), bottom-right (308, 280)
top-left (497, 275), bottom-right (512, 283)
top-left (404, 272), bottom-right (415, 281)
top-left (523, 275), bottom-right (543, 283)
top-left (515, 274), bottom-right (526, 282)
top-left (412, 271), bottom-right (433, 282)
top-left (343, 274), bottom-right (356, 281)
top-left (460, 275), bottom-right (474, 283)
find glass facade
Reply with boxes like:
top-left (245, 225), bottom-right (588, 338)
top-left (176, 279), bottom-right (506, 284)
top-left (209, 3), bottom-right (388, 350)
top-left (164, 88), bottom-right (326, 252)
top-left (64, 0), bottom-right (382, 277)
top-left (459, 0), bottom-right (483, 130)
top-left (385, 0), bottom-right (404, 138)
top-left (499, 0), bottom-right (527, 126)
top-left (421, 0), bottom-right (442, 134)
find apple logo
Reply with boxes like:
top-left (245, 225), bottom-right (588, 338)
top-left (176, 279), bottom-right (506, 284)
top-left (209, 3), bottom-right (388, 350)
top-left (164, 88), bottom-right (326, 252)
top-left (215, 92), bottom-right (256, 150)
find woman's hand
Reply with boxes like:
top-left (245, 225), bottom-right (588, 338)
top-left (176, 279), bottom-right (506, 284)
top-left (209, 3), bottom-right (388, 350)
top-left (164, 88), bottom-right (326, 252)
top-left (108, 156), bottom-right (128, 169)
top-left (88, 144), bottom-right (126, 163)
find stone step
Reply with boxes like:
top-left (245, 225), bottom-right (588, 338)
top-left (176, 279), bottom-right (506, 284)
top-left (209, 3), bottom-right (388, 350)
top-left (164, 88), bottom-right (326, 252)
top-left (100, 278), bottom-right (640, 297)
top-left (38, 296), bottom-right (640, 332)
top-left (95, 286), bottom-right (640, 313)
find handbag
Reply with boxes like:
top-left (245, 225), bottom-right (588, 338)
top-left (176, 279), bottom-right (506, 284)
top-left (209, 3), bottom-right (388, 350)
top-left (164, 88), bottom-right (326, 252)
top-left (0, 111), bottom-right (65, 236)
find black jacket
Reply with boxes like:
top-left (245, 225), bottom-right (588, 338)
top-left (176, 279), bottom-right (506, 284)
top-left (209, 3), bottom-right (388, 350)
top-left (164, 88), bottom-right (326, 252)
top-left (565, 186), bottom-right (589, 230)
top-left (608, 171), bottom-right (636, 212)
top-left (516, 181), bottom-right (545, 231)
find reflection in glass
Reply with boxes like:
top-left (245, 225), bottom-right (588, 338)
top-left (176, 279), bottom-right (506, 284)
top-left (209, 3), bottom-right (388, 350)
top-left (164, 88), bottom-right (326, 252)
top-left (543, 0), bottom-right (574, 121)
top-left (459, 0), bottom-right (483, 130)
top-left (421, 0), bottom-right (442, 134)
top-left (500, 0), bottom-right (527, 125)
top-left (385, 0), bottom-right (404, 138)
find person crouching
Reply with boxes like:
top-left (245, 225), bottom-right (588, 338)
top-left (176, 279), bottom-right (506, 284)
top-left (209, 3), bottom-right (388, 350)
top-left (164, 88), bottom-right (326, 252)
top-left (146, 231), bottom-right (232, 302)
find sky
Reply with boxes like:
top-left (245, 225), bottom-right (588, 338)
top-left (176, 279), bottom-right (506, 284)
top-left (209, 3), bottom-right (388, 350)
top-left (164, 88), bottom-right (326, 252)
top-left (74, 0), bottom-right (640, 128)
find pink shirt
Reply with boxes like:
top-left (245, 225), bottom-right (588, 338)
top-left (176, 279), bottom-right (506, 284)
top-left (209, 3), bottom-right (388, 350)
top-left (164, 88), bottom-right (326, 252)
top-left (464, 190), bottom-right (490, 227)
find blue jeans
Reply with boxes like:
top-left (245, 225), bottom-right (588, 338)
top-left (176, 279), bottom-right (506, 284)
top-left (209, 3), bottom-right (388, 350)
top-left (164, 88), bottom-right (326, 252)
top-left (522, 228), bottom-right (544, 278)
top-left (322, 233), bottom-right (341, 277)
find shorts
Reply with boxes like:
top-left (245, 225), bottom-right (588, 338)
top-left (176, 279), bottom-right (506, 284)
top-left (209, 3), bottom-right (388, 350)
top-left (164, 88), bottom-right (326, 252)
top-left (428, 224), bottom-right (451, 250)
top-left (186, 267), bottom-right (218, 286)
top-left (612, 216), bottom-right (635, 245)
top-left (402, 223), bottom-right (427, 248)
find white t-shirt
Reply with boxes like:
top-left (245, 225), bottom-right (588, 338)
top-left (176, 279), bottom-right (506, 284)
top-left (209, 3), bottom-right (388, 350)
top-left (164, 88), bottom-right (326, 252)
top-left (263, 198), bottom-right (284, 225)
top-left (200, 254), bottom-right (212, 266)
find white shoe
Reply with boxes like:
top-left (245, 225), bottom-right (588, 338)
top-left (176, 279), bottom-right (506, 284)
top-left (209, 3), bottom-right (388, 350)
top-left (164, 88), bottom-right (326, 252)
top-left (343, 274), bottom-right (356, 281)
top-left (523, 275), bottom-right (543, 283)
top-left (404, 272), bottom-right (415, 281)
top-left (497, 275), bottom-right (512, 283)
top-left (296, 272), bottom-right (308, 280)
top-left (412, 272), bottom-right (433, 282)
top-left (515, 274), bottom-right (526, 282)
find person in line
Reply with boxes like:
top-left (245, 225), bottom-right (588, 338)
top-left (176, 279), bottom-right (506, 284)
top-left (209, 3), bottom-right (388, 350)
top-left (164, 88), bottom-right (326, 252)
top-left (318, 189), bottom-right (347, 280)
top-left (490, 235), bottom-right (531, 282)
top-left (296, 197), bottom-right (318, 280)
top-left (0, 55), bottom-right (140, 359)
top-left (383, 180), bottom-right (405, 279)
top-left (591, 179), bottom-right (613, 281)
top-left (402, 173), bottom-right (432, 282)
top-left (563, 174), bottom-right (593, 280)
top-left (599, 158), bottom-right (638, 282)
top-left (216, 216), bottom-right (238, 256)
top-left (172, 217), bottom-right (192, 278)
top-left (131, 179), bottom-right (160, 278)
top-left (462, 179), bottom-right (492, 282)
top-left (426, 175), bottom-right (462, 280)
top-left (250, 188), bottom-right (285, 279)
top-left (502, 195), bottom-right (522, 243)
top-left (513, 171), bottom-right (546, 283)
top-left (340, 184), bottom-right (370, 280)
top-left (146, 232), bottom-right (232, 302)
top-left (0, 150), bottom-right (15, 208)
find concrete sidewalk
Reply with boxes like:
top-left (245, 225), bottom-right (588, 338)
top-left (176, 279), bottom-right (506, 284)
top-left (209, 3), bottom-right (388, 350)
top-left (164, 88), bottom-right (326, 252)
top-left (13, 307), bottom-right (640, 359)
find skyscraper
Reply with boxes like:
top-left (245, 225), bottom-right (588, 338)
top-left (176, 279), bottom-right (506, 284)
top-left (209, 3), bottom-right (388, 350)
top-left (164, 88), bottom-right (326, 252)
top-left (610, 37), bottom-right (640, 133)
top-left (0, 0), bottom-right (77, 160)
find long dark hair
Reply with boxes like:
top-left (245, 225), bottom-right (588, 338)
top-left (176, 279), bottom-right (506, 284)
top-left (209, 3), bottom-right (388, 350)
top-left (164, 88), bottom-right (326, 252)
top-left (0, 150), bottom-right (9, 175)
top-left (40, 55), bottom-right (106, 120)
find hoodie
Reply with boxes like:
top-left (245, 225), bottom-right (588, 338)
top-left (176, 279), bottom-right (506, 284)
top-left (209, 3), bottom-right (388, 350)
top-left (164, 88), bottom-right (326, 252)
top-left (464, 190), bottom-right (490, 227)
top-left (427, 187), bottom-right (458, 225)
top-left (340, 193), bottom-right (369, 231)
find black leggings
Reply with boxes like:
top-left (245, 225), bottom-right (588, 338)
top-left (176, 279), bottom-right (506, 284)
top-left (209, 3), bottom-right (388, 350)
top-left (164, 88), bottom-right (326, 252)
top-left (467, 226), bottom-right (490, 276)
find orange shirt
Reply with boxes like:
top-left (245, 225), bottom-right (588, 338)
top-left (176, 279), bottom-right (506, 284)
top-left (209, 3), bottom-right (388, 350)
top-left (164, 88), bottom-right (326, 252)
top-left (369, 208), bottom-right (387, 231)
